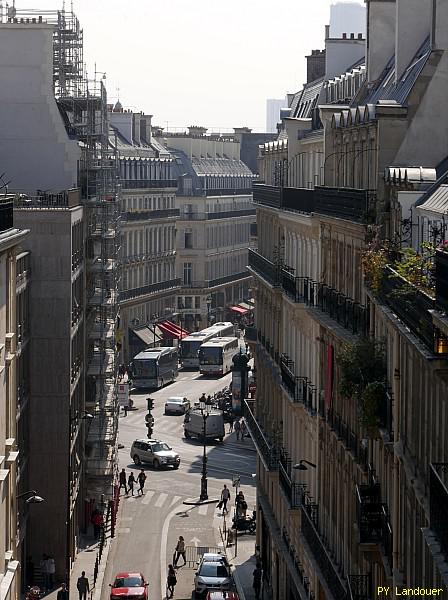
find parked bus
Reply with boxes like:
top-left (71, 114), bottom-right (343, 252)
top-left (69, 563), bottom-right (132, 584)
top-left (179, 322), bottom-right (234, 368)
top-left (130, 347), bottom-right (178, 389)
top-left (198, 337), bottom-right (239, 376)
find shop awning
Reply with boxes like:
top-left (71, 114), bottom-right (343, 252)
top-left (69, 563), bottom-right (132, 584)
top-left (158, 320), bottom-right (189, 339)
top-left (237, 302), bottom-right (254, 311)
top-left (230, 305), bottom-right (249, 315)
top-left (130, 325), bottom-right (163, 346)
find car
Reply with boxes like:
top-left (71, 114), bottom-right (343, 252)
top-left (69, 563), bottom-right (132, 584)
top-left (165, 396), bottom-right (190, 415)
top-left (194, 561), bottom-right (232, 597)
top-left (109, 572), bottom-right (148, 600)
top-left (206, 593), bottom-right (239, 600)
top-left (199, 553), bottom-right (230, 567)
top-left (130, 439), bottom-right (180, 469)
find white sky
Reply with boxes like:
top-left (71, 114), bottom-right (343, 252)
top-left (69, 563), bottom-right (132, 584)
top-left (20, 0), bottom-right (362, 131)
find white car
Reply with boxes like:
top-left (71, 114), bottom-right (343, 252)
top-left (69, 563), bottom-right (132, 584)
top-left (194, 560), bottom-right (232, 597)
top-left (164, 396), bottom-right (190, 415)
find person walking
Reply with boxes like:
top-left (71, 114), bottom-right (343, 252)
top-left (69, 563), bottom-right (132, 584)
top-left (119, 468), bottom-right (128, 495)
top-left (128, 472), bottom-right (136, 496)
top-left (76, 571), bottom-right (89, 600)
top-left (234, 418), bottom-right (241, 441)
top-left (166, 565), bottom-right (177, 598)
top-left (236, 491), bottom-right (247, 518)
top-left (57, 583), bottom-right (69, 600)
top-left (220, 484), bottom-right (231, 514)
top-left (173, 536), bottom-right (186, 567)
top-left (91, 510), bottom-right (104, 541)
top-left (137, 470), bottom-right (147, 495)
top-left (253, 563), bottom-right (262, 600)
top-left (228, 414), bottom-right (234, 433)
top-left (240, 418), bottom-right (247, 442)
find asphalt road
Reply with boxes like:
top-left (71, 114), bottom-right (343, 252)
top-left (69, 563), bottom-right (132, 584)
top-left (101, 368), bottom-right (256, 600)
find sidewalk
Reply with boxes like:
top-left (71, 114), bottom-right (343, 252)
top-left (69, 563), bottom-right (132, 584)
top-left (44, 520), bottom-right (115, 600)
top-left (221, 523), bottom-right (258, 600)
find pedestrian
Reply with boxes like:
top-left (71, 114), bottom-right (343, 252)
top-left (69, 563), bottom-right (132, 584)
top-left (166, 565), bottom-right (177, 598)
top-left (137, 469), bottom-right (147, 495)
top-left (241, 418), bottom-right (247, 442)
top-left (92, 510), bottom-right (104, 540)
top-left (228, 414), bottom-right (234, 433)
top-left (76, 571), bottom-right (89, 600)
top-left (253, 562), bottom-right (262, 600)
top-left (57, 583), bottom-right (69, 600)
top-left (46, 556), bottom-right (55, 589)
top-left (199, 392), bottom-right (207, 405)
top-left (123, 404), bottom-right (128, 417)
top-left (234, 418), bottom-right (241, 441)
top-left (173, 536), bottom-right (186, 567)
top-left (119, 468), bottom-right (128, 495)
top-left (40, 554), bottom-right (49, 591)
top-left (236, 491), bottom-right (247, 518)
top-left (128, 472), bottom-right (136, 496)
top-left (220, 484), bottom-right (231, 514)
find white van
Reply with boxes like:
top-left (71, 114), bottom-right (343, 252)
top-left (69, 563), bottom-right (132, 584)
top-left (184, 408), bottom-right (225, 442)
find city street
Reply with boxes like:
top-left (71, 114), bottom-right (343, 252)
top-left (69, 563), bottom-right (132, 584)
top-left (101, 368), bottom-right (256, 600)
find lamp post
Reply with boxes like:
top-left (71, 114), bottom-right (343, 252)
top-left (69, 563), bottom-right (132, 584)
top-left (293, 459), bottom-right (316, 471)
top-left (199, 395), bottom-right (213, 501)
top-left (150, 313), bottom-right (159, 348)
top-left (206, 295), bottom-right (212, 327)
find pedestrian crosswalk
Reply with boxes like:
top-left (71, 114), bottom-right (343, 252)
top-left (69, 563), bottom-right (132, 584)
top-left (120, 490), bottom-right (220, 516)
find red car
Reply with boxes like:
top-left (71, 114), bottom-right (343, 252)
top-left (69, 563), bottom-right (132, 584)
top-left (109, 572), bottom-right (148, 600)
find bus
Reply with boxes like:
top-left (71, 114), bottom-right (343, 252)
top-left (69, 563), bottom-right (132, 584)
top-left (198, 337), bottom-right (239, 376)
top-left (179, 322), bottom-right (235, 368)
top-left (130, 347), bottom-right (178, 389)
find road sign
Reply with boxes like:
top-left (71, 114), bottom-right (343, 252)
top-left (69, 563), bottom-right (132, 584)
top-left (232, 475), bottom-right (240, 487)
top-left (118, 383), bottom-right (130, 407)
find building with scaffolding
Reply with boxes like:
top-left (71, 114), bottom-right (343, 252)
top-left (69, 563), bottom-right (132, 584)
top-left (0, 5), bottom-right (120, 585)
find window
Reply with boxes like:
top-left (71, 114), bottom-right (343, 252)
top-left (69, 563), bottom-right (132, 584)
top-left (195, 297), bottom-right (201, 309)
top-left (184, 229), bottom-right (193, 249)
top-left (183, 262), bottom-right (192, 285)
top-left (184, 296), bottom-right (193, 309)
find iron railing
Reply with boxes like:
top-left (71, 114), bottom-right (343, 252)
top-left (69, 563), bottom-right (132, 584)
top-left (279, 454), bottom-right (305, 509)
top-left (243, 400), bottom-right (278, 471)
top-left (121, 208), bottom-right (179, 221)
top-left (314, 186), bottom-right (375, 223)
top-left (347, 574), bottom-right (371, 600)
top-left (430, 463), bottom-right (448, 560)
top-left (120, 179), bottom-right (177, 189)
top-left (253, 184), bottom-right (282, 208)
top-left (14, 188), bottom-right (80, 209)
top-left (301, 499), bottom-right (346, 599)
top-left (435, 250), bottom-right (448, 313)
top-left (207, 271), bottom-right (250, 288)
top-left (248, 248), bottom-right (279, 286)
top-left (356, 483), bottom-right (393, 566)
top-left (119, 278), bottom-right (181, 302)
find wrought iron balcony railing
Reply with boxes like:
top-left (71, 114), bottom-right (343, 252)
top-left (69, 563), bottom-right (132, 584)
top-left (356, 482), bottom-right (393, 566)
top-left (279, 450), bottom-right (306, 509)
top-left (347, 574), bottom-right (372, 600)
top-left (301, 498), bottom-right (346, 599)
top-left (119, 278), bottom-right (181, 302)
top-left (243, 399), bottom-right (279, 471)
top-left (248, 248), bottom-right (279, 286)
top-left (430, 463), bottom-right (448, 560)
top-left (121, 208), bottom-right (179, 221)
top-left (120, 179), bottom-right (177, 189)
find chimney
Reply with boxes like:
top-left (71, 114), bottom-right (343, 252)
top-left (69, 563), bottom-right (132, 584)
top-left (342, 32), bottom-right (347, 39)
top-left (358, 33), bottom-right (363, 40)
top-left (365, 0), bottom-right (396, 83)
top-left (395, 0), bottom-right (431, 81)
top-left (350, 33), bottom-right (355, 39)
top-left (306, 49), bottom-right (326, 83)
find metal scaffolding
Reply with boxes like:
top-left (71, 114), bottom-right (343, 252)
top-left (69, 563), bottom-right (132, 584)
top-left (21, 7), bottom-right (122, 498)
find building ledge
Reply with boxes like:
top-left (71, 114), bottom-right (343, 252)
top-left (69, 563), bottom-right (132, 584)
top-left (6, 451), bottom-right (19, 464)
top-left (0, 469), bottom-right (9, 482)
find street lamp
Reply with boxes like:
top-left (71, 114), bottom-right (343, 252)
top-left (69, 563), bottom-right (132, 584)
top-left (150, 313), bottom-right (159, 348)
top-left (18, 490), bottom-right (45, 591)
top-left (199, 395), bottom-right (213, 501)
top-left (17, 490), bottom-right (45, 504)
top-left (206, 295), bottom-right (212, 327)
top-left (293, 459), bottom-right (316, 471)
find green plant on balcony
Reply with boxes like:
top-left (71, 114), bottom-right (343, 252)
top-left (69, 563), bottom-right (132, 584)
top-left (338, 338), bottom-right (387, 432)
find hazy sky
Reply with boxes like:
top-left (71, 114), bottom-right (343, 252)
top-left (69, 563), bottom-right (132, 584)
top-left (24, 0), bottom-right (362, 131)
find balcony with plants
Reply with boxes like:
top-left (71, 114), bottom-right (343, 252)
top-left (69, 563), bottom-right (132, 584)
top-left (363, 239), bottom-right (448, 356)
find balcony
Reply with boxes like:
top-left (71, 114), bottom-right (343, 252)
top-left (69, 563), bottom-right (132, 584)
top-left (435, 250), bottom-right (448, 314)
top-left (248, 248), bottom-right (279, 286)
top-left (327, 410), bottom-right (368, 469)
top-left (121, 208), bottom-right (179, 221)
top-left (207, 271), bottom-right (250, 288)
top-left (301, 499), bottom-right (347, 599)
top-left (356, 482), bottom-right (392, 566)
top-left (205, 188), bottom-right (253, 197)
top-left (282, 187), bottom-right (315, 213)
top-left (120, 179), bottom-right (177, 189)
top-left (243, 399), bottom-right (278, 471)
top-left (430, 463), bottom-right (448, 559)
top-left (379, 266), bottom-right (448, 355)
top-left (279, 450), bottom-right (305, 509)
top-left (119, 278), bottom-right (181, 302)
top-left (252, 184), bottom-right (282, 208)
top-left (0, 197), bottom-right (13, 232)
top-left (347, 575), bottom-right (371, 600)
top-left (315, 186), bottom-right (374, 223)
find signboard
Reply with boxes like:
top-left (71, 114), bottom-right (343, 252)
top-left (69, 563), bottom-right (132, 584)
top-left (118, 382), bottom-right (130, 407)
top-left (248, 382), bottom-right (257, 396)
top-left (232, 372), bottom-right (242, 415)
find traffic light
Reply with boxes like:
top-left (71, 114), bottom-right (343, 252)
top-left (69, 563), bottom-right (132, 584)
top-left (146, 397), bottom-right (154, 411)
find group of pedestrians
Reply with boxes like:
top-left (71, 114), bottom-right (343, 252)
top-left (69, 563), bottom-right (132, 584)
top-left (165, 535), bottom-right (186, 598)
top-left (39, 554), bottom-right (56, 591)
top-left (234, 417), bottom-right (247, 441)
top-left (118, 468), bottom-right (147, 496)
top-left (218, 485), bottom-right (248, 517)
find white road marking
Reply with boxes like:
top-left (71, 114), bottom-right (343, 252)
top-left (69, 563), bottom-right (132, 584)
top-left (170, 495), bottom-right (181, 507)
top-left (141, 490), bottom-right (155, 505)
top-left (155, 492), bottom-right (168, 507)
top-left (160, 499), bottom-right (190, 599)
top-left (198, 503), bottom-right (208, 515)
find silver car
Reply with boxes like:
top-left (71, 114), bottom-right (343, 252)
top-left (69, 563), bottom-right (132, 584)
top-left (130, 439), bottom-right (180, 469)
top-left (164, 396), bottom-right (190, 415)
top-left (194, 560), bottom-right (231, 597)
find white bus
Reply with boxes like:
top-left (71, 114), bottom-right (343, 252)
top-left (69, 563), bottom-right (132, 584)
top-left (198, 337), bottom-right (239, 376)
top-left (130, 347), bottom-right (178, 389)
top-left (179, 322), bottom-right (234, 368)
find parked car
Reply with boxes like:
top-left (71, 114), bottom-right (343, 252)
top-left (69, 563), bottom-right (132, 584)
top-left (130, 439), bottom-right (180, 469)
top-left (199, 553), bottom-right (230, 567)
top-left (109, 572), bottom-right (148, 600)
top-left (165, 396), bottom-right (190, 415)
top-left (194, 560), bottom-right (232, 597)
